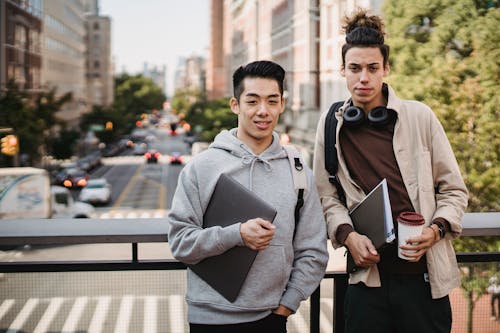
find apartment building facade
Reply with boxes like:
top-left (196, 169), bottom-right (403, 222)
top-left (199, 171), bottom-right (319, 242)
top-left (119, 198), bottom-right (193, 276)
top-left (206, 0), bottom-right (225, 100)
top-left (207, 0), bottom-right (383, 160)
top-left (41, 0), bottom-right (88, 127)
top-left (143, 62), bottom-right (166, 98)
top-left (174, 55), bottom-right (206, 94)
top-left (0, 0), bottom-right (43, 92)
top-left (85, 12), bottom-right (113, 107)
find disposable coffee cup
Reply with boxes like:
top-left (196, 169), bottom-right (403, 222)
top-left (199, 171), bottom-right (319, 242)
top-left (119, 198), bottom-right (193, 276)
top-left (397, 212), bottom-right (425, 260)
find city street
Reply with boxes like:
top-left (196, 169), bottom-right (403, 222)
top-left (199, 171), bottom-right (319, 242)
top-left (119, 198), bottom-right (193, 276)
top-left (0, 127), bottom-right (346, 332)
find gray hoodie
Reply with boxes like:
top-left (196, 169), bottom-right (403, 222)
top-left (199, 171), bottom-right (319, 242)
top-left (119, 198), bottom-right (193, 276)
top-left (168, 129), bottom-right (328, 325)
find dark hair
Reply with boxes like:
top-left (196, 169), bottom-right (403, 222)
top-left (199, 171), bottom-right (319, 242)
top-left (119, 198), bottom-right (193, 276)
top-left (232, 60), bottom-right (285, 101)
top-left (341, 9), bottom-right (390, 68)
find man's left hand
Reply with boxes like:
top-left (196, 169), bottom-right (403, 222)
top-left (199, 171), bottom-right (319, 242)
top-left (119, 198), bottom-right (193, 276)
top-left (273, 305), bottom-right (292, 317)
top-left (399, 226), bottom-right (437, 262)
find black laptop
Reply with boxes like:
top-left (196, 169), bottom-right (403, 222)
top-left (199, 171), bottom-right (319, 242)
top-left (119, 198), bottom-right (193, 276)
top-left (188, 173), bottom-right (277, 302)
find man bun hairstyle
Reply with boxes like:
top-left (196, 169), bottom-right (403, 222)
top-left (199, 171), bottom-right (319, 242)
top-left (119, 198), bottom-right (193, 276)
top-left (233, 60), bottom-right (285, 101)
top-left (341, 8), bottom-right (390, 67)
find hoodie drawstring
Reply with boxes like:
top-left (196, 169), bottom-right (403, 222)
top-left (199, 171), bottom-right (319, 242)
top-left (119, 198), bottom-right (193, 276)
top-left (241, 154), bottom-right (272, 190)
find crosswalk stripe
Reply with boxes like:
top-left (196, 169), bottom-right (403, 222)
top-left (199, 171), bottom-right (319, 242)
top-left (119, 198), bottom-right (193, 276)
top-left (0, 299), bottom-right (15, 322)
top-left (0, 295), bottom-right (334, 332)
top-left (88, 296), bottom-right (111, 333)
top-left (33, 297), bottom-right (65, 333)
top-left (7, 298), bottom-right (38, 333)
top-left (143, 296), bottom-right (158, 333)
top-left (288, 300), bottom-right (308, 332)
top-left (113, 295), bottom-right (134, 333)
top-left (102, 156), bottom-right (145, 165)
top-left (96, 209), bottom-right (169, 219)
top-left (320, 298), bottom-right (334, 333)
top-left (168, 295), bottom-right (185, 333)
top-left (62, 296), bottom-right (88, 332)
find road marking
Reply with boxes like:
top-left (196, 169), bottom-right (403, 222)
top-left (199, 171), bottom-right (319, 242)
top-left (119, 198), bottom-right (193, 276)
top-left (113, 164), bottom-right (144, 207)
top-left (114, 295), bottom-right (134, 333)
top-left (159, 166), bottom-right (166, 210)
top-left (33, 297), bottom-right (65, 333)
top-left (61, 296), bottom-right (88, 332)
top-left (88, 296), bottom-right (111, 333)
top-left (168, 295), bottom-right (185, 333)
top-left (0, 299), bottom-right (15, 321)
top-left (7, 298), bottom-right (38, 333)
top-left (143, 296), bottom-right (157, 333)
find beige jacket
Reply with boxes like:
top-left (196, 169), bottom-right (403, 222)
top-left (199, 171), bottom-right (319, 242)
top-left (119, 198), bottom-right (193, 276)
top-left (313, 84), bottom-right (468, 299)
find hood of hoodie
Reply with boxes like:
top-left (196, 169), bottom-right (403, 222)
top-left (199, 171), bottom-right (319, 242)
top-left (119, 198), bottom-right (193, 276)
top-left (208, 129), bottom-right (288, 190)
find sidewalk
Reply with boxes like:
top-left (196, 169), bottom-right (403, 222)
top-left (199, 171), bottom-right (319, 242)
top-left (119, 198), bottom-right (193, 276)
top-left (450, 288), bottom-right (500, 333)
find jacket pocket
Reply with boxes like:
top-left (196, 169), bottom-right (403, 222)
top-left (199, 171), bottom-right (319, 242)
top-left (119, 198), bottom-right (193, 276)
top-left (233, 244), bottom-right (289, 309)
top-left (417, 151), bottom-right (434, 192)
top-left (416, 150), bottom-right (437, 218)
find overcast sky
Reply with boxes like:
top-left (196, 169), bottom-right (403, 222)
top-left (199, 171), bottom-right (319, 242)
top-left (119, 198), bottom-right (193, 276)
top-left (100, 0), bottom-right (210, 96)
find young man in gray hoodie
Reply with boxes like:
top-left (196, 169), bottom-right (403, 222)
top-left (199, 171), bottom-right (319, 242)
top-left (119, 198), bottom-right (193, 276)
top-left (168, 60), bottom-right (329, 332)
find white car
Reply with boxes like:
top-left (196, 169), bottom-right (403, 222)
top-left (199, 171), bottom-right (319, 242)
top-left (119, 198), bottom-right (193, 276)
top-left (78, 178), bottom-right (112, 205)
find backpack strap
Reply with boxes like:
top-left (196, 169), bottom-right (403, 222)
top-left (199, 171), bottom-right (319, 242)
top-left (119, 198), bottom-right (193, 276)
top-left (325, 101), bottom-right (347, 205)
top-left (283, 145), bottom-right (307, 238)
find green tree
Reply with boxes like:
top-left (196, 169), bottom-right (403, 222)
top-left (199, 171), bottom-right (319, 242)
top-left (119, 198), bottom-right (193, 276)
top-left (172, 89), bottom-right (235, 142)
top-left (79, 105), bottom-right (126, 144)
top-left (186, 98), bottom-right (236, 142)
top-left (383, 0), bottom-right (499, 212)
top-left (383, 2), bottom-right (499, 332)
top-left (0, 81), bottom-right (71, 165)
top-left (113, 73), bottom-right (166, 124)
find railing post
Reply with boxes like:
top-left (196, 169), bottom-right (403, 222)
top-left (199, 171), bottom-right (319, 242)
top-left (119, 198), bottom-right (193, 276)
top-left (333, 273), bottom-right (348, 333)
top-left (310, 286), bottom-right (320, 333)
top-left (132, 243), bottom-right (138, 262)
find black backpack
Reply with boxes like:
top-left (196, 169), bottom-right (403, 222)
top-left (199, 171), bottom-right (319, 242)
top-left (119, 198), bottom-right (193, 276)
top-left (325, 101), bottom-right (360, 273)
top-left (324, 101), bottom-right (346, 205)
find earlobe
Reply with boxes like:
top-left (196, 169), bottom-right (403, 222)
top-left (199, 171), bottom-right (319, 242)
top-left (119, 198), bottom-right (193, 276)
top-left (230, 97), bottom-right (240, 115)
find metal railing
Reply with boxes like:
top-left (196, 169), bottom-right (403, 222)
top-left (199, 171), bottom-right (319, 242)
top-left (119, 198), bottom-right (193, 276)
top-left (0, 212), bottom-right (499, 333)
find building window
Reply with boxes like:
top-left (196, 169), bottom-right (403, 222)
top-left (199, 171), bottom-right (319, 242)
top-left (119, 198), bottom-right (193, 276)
top-left (94, 61), bottom-right (100, 69)
top-left (93, 22), bottom-right (100, 30)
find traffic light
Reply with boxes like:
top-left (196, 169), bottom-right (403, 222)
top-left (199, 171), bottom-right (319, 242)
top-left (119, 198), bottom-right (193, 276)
top-left (1, 134), bottom-right (19, 156)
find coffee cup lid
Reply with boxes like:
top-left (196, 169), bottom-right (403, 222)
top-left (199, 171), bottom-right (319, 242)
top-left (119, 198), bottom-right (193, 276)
top-left (397, 212), bottom-right (425, 226)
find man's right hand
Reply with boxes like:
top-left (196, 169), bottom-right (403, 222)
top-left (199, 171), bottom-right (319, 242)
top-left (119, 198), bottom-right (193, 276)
top-left (344, 232), bottom-right (380, 268)
top-left (240, 218), bottom-right (275, 250)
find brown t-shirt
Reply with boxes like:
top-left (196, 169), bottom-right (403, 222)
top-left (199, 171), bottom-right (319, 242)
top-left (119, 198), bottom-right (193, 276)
top-left (338, 114), bottom-right (427, 275)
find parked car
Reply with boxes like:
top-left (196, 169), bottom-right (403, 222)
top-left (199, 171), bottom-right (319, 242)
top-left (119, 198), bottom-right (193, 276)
top-left (132, 142), bottom-right (148, 155)
top-left (78, 178), bottom-right (112, 205)
top-left (169, 152), bottom-right (183, 165)
top-left (144, 150), bottom-right (161, 163)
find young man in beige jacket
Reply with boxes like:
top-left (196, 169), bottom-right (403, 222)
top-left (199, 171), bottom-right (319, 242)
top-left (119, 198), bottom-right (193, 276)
top-left (313, 9), bottom-right (468, 333)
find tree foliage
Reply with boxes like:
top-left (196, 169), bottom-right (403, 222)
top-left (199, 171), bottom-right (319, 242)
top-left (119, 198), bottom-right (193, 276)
top-left (113, 73), bottom-right (166, 121)
top-left (172, 89), bottom-right (236, 142)
top-left (0, 81), bottom-right (72, 165)
top-left (383, 0), bottom-right (499, 212)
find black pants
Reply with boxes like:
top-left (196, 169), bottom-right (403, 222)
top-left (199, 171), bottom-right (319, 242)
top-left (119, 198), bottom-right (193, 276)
top-left (189, 313), bottom-right (287, 333)
top-left (344, 274), bottom-right (452, 333)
